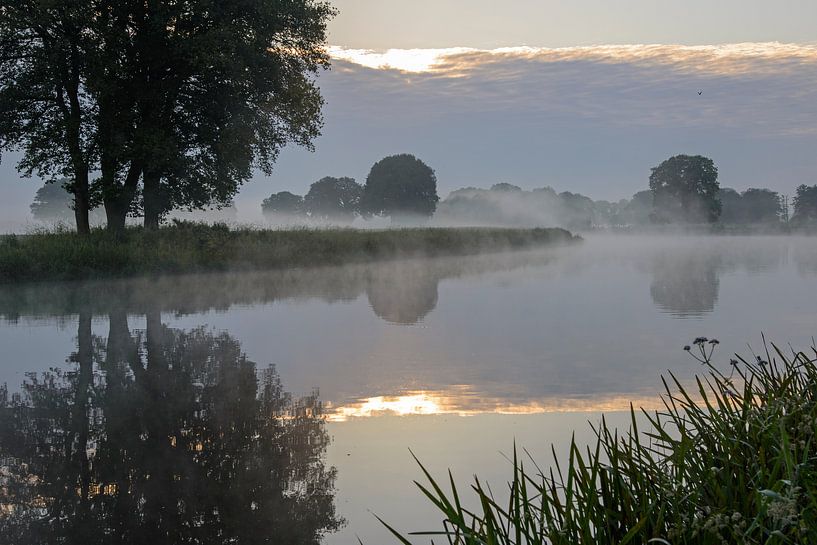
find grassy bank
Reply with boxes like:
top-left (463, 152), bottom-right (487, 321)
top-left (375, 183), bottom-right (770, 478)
top-left (0, 222), bottom-right (578, 283)
top-left (392, 339), bottom-right (817, 544)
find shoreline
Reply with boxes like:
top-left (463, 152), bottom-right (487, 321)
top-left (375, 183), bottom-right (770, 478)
top-left (0, 224), bottom-right (579, 284)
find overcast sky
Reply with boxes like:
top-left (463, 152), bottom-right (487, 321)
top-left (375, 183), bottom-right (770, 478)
top-left (2, 1), bottom-right (817, 225)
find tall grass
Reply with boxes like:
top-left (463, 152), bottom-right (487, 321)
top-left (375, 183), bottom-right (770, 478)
top-left (387, 338), bottom-right (817, 544)
top-left (0, 222), bottom-right (578, 283)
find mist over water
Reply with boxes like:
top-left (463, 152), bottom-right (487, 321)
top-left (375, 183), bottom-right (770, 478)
top-left (1, 234), bottom-right (817, 542)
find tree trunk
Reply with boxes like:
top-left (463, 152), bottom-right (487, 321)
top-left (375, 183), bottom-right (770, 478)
top-left (106, 309), bottom-right (133, 368)
top-left (104, 199), bottom-right (128, 235)
top-left (72, 310), bottom-right (93, 538)
top-left (143, 170), bottom-right (162, 230)
top-left (72, 171), bottom-right (91, 235)
top-left (103, 162), bottom-right (142, 235)
top-left (145, 307), bottom-right (165, 371)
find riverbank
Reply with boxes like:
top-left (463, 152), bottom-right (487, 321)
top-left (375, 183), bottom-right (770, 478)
top-left (396, 338), bottom-right (817, 543)
top-left (0, 222), bottom-right (579, 283)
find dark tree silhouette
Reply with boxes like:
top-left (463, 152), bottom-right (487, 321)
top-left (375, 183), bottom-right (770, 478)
top-left (719, 187), bottom-right (781, 224)
top-left (792, 184), bottom-right (817, 225)
top-left (490, 183), bottom-right (522, 192)
top-left (0, 314), bottom-right (343, 544)
top-left (620, 190), bottom-right (653, 225)
top-left (0, 2), bottom-right (97, 233)
top-left (304, 177), bottom-right (363, 222)
top-left (261, 191), bottom-right (305, 219)
top-left (362, 154), bottom-right (439, 220)
top-left (739, 188), bottom-right (782, 223)
top-left (718, 188), bottom-right (743, 224)
top-left (649, 155), bottom-right (721, 223)
top-left (0, 0), bottom-right (335, 232)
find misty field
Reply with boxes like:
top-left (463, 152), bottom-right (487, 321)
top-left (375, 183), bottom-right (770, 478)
top-left (0, 222), bottom-right (578, 282)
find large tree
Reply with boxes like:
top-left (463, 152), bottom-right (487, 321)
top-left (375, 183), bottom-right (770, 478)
top-left (129, 0), bottom-right (335, 229)
top-left (262, 191), bottom-right (305, 219)
top-left (304, 176), bottom-right (363, 222)
top-left (30, 181), bottom-right (77, 222)
top-left (739, 188), bottom-right (782, 224)
top-left (1, 0), bottom-right (335, 233)
top-left (362, 154), bottom-right (439, 220)
top-left (792, 184), bottom-right (817, 225)
top-left (649, 155), bottom-right (721, 223)
top-left (0, 1), bottom-right (98, 233)
top-left (30, 180), bottom-right (104, 223)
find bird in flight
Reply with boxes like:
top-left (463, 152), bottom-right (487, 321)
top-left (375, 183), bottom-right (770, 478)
top-left (698, 90), bottom-right (703, 95)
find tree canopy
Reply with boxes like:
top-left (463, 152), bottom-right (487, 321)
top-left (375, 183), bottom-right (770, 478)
top-left (29, 181), bottom-right (77, 222)
top-left (304, 176), bottom-right (363, 222)
top-left (649, 155), bottom-right (721, 223)
top-left (30, 180), bottom-right (104, 224)
top-left (793, 184), bottom-right (817, 225)
top-left (362, 154), bottom-right (439, 220)
top-left (0, 0), bottom-right (335, 232)
top-left (262, 191), bottom-right (305, 218)
top-left (719, 187), bottom-right (782, 224)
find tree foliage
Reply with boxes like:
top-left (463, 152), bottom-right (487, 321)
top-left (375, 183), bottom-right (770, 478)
top-left (29, 181), bottom-right (77, 222)
top-left (719, 187), bottom-right (782, 224)
top-left (262, 191), bottom-right (305, 218)
top-left (304, 176), bottom-right (363, 222)
top-left (793, 184), bottom-right (817, 225)
top-left (30, 180), bottom-right (104, 223)
top-left (0, 0), bottom-right (98, 233)
top-left (649, 155), bottom-right (721, 223)
top-left (490, 182), bottom-right (522, 192)
top-left (362, 154), bottom-right (439, 220)
top-left (0, 0), bottom-right (335, 232)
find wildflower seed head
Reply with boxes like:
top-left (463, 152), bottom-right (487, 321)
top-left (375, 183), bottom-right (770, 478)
top-left (683, 345), bottom-right (691, 351)
top-left (694, 337), bottom-right (708, 345)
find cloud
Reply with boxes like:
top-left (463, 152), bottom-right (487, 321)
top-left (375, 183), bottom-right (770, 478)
top-left (325, 42), bottom-right (817, 135)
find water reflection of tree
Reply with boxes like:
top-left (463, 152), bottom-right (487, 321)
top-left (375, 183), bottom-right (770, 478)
top-left (650, 251), bottom-right (722, 317)
top-left (0, 311), bottom-right (342, 544)
top-left (0, 251), bottom-right (559, 326)
top-left (365, 261), bottom-right (439, 324)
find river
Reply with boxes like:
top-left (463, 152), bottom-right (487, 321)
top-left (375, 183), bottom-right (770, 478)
top-left (1, 234), bottom-right (815, 543)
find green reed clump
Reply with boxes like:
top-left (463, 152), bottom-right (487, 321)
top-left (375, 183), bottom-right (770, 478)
top-left (387, 338), bottom-right (817, 544)
top-left (0, 222), bottom-right (578, 283)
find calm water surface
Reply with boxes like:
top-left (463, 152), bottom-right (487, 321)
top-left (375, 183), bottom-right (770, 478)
top-left (1, 235), bottom-right (816, 543)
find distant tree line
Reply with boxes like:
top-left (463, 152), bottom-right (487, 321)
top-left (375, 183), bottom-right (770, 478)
top-left (434, 154), bottom-right (817, 230)
top-left (262, 154), bottom-right (439, 223)
top-left (29, 179), bottom-right (237, 224)
top-left (1, 0), bottom-right (335, 234)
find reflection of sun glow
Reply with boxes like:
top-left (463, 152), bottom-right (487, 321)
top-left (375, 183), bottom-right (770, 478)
top-left (326, 387), bottom-right (667, 422)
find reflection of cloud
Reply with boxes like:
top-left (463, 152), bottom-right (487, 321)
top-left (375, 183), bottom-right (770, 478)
top-left (326, 386), bottom-right (667, 422)
top-left (325, 43), bottom-right (817, 135)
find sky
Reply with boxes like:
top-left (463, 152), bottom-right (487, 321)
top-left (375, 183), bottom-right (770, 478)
top-left (2, 0), bottom-right (817, 226)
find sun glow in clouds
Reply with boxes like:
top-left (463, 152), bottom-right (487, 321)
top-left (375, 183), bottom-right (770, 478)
top-left (328, 46), bottom-right (476, 72)
top-left (329, 42), bottom-right (817, 75)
